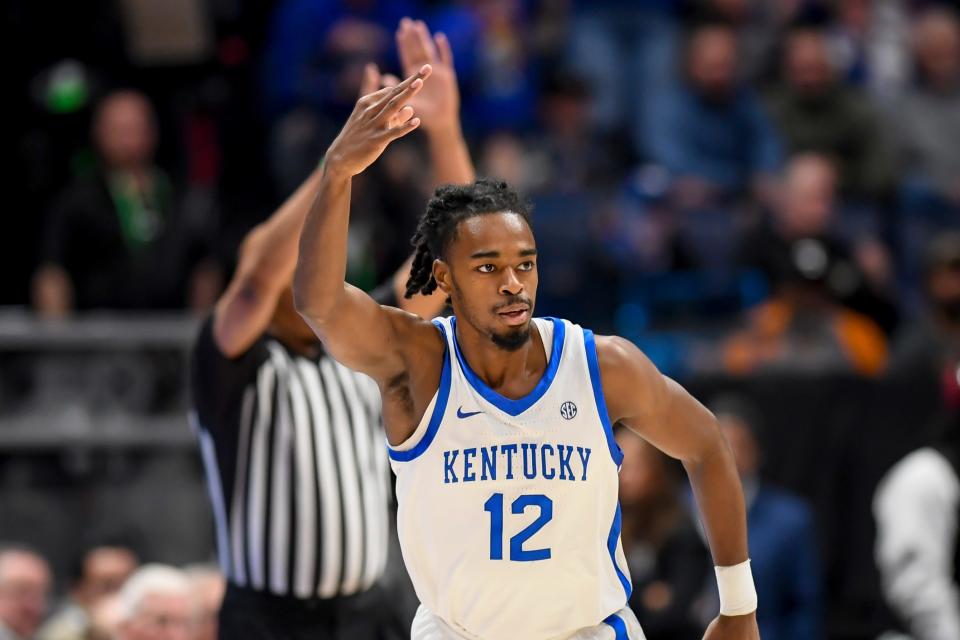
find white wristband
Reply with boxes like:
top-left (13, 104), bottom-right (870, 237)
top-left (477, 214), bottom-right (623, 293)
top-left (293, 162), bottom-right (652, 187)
top-left (715, 559), bottom-right (758, 616)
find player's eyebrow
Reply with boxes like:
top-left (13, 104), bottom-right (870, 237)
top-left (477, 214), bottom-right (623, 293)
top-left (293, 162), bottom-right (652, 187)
top-left (470, 250), bottom-right (500, 259)
top-left (519, 248), bottom-right (538, 257)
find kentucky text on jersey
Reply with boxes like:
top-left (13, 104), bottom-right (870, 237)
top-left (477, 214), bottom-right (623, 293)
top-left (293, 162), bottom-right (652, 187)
top-left (442, 444), bottom-right (592, 484)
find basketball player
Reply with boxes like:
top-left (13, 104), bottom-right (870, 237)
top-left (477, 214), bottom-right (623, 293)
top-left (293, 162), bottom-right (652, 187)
top-left (293, 65), bottom-right (760, 640)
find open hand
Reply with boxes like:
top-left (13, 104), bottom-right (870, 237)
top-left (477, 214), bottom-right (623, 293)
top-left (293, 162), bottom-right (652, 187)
top-left (324, 64), bottom-right (432, 179)
top-left (702, 614), bottom-right (760, 640)
top-left (395, 18), bottom-right (460, 133)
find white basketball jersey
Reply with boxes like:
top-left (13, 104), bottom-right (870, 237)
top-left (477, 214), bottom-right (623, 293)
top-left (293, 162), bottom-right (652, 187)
top-left (389, 317), bottom-right (633, 640)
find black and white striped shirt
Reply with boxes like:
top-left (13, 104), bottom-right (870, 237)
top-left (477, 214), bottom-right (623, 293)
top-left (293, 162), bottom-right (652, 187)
top-left (190, 318), bottom-right (391, 599)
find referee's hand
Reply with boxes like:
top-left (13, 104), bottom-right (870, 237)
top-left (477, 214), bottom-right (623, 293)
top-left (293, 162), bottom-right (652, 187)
top-left (323, 64), bottom-right (432, 180)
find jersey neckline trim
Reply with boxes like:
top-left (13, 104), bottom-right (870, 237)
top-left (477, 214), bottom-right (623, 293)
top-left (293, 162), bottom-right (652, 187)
top-left (388, 320), bottom-right (451, 462)
top-left (450, 316), bottom-right (565, 417)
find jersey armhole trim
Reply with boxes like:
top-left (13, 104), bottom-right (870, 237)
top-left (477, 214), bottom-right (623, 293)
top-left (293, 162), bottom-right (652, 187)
top-left (607, 503), bottom-right (633, 601)
top-left (583, 329), bottom-right (625, 467)
top-left (388, 320), bottom-right (451, 462)
top-left (603, 613), bottom-right (629, 640)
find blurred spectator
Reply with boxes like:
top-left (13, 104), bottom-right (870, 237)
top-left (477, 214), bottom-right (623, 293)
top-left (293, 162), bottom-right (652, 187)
top-left (722, 185), bottom-right (890, 376)
top-left (825, 0), bottom-right (912, 100)
top-left (737, 153), bottom-right (899, 334)
top-left (478, 132), bottom-right (540, 194)
top-left (890, 6), bottom-right (960, 277)
top-left (262, 1), bottom-right (417, 191)
top-left (645, 21), bottom-right (782, 205)
top-left (874, 373), bottom-right (960, 640)
top-left (32, 90), bottom-right (221, 316)
top-left (711, 396), bottom-right (823, 640)
top-left (430, 0), bottom-right (539, 135)
top-left (616, 428), bottom-right (712, 640)
top-left (765, 25), bottom-right (895, 200)
top-left (0, 545), bottom-right (51, 640)
top-left (566, 0), bottom-right (680, 150)
top-left (893, 233), bottom-right (960, 375)
top-left (38, 545), bottom-right (138, 640)
top-left (689, 0), bottom-right (805, 84)
top-left (262, 0), bottom-right (416, 118)
top-left (533, 70), bottom-right (630, 193)
top-left (183, 566), bottom-right (224, 640)
top-left (114, 565), bottom-right (195, 640)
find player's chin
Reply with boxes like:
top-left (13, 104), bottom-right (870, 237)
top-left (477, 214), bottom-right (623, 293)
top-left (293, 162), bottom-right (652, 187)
top-left (490, 325), bottom-right (530, 352)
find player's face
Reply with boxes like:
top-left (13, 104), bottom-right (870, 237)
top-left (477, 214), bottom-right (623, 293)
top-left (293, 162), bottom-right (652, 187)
top-left (434, 212), bottom-right (538, 351)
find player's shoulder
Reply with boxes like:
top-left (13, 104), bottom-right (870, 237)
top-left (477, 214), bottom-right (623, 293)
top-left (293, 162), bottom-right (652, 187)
top-left (591, 333), bottom-right (660, 380)
top-left (587, 333), bottom-right (667, 419)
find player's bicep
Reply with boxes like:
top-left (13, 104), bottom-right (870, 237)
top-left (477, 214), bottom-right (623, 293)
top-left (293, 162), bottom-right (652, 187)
top-left (299, 283), bottom-right (411, 378)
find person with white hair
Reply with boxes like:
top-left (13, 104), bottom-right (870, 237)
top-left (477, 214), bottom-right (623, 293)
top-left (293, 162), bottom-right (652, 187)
top-left (114, 565), bottom-right (195, 640)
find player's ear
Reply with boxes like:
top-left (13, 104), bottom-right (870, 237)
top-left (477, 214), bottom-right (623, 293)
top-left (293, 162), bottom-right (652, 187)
top-left (433, 259), bottom-right (452, 296)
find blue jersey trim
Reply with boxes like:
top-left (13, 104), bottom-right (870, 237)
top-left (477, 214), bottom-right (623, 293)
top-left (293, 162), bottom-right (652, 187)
top-left (450, 316), bottom-right (565, 417)
top-left (603, 613), bottom-right (628, 640)
top-left (388, 320), bottom-right (451, 462)
top-left (607, 502), bottom-right (633, 600)
top-left (583, 329), bottom-right (624, 466)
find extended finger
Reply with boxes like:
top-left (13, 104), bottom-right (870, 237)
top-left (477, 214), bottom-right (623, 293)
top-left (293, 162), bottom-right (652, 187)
top-left (379, 63), bottom-right (431, 103)
top-left (399, 18), bottom-right (431, 67)
top-left (435, 32), bottom-right (454, 69)
top-left (371, 63), bottom-right (431, 113)
top-left (364, 63), bottom-right (426, 108)
top-left (378, 75), bottom-right (426, 121)
top-left (414, 20), bottom-right (439, 62)
top-left (396, 17), bottom-right (417, 73)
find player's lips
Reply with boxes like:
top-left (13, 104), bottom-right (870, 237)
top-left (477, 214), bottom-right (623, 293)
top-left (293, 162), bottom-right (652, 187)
top-left (497, 304), bottom-right (530, 326)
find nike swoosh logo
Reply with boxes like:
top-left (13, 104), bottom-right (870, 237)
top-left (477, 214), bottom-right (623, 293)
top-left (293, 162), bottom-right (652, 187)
top-left (457, 407), bottom-right (483, 419)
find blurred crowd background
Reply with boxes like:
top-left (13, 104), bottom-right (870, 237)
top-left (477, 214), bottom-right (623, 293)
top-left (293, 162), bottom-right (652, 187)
top-left (3, 0), bottom-right (960, 639)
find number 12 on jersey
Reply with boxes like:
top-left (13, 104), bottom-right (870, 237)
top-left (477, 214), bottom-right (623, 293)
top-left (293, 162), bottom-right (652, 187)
top-left (483, 493), bottom-right (553, 562)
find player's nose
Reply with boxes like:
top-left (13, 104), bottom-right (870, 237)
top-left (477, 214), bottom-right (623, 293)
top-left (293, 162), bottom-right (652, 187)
top-left (498, 268), bottom-right (523, 296)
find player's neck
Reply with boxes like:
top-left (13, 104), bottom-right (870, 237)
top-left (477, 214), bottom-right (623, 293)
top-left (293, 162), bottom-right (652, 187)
top-left (455, 320), bottom-right (547, 399)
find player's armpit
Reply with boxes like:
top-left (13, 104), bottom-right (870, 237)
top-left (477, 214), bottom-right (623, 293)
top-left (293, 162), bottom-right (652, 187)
top-left (299, 282), bottom-right (444, 380)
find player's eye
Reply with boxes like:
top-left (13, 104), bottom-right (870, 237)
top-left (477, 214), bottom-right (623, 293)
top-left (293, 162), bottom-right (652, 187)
top-left (517, 261), bottom-right (535, 272)
top-left (477, 264), bottom-right (496, 273)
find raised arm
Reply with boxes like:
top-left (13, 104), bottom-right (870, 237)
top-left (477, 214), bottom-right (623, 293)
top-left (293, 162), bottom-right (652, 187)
top-left (293, 66), bottom-right (439, 379)
top-left (597, 335), bottom-right (759, 640)
top-left (212, 164), bottom-right (325, 357)
top-left (396, 18), bottom-right (474, 185)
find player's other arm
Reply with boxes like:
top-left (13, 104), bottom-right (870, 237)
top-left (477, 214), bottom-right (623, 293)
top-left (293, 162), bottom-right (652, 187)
top-left (597, 336), bottom-right (760, 640)
top-left (293, 66), bottom-right (436, 379)
top-left (213, 165), bottom-right (325, 358)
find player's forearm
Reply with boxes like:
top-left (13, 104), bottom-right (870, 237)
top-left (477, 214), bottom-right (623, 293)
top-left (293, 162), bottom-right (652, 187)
top-left (293, 167), bottom-right (353, 325)
top-left (682, 433), bottom-right (750, 567)
top-left (237, 164), bottom-right (325, 287)
top-left (427, 123), bottom-right (474, 185)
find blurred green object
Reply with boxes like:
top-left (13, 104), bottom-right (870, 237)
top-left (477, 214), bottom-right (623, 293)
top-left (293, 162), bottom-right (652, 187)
top-left (45, 59), bottom-right (89, 114)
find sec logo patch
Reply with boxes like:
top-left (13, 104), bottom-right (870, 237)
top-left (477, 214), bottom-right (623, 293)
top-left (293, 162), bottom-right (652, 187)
top-left (560, 401), bottom-right (577, 420)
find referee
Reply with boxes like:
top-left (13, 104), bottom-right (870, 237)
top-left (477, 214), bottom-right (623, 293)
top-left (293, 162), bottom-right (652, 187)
top-left (190, 19), bottom-right (473, 639)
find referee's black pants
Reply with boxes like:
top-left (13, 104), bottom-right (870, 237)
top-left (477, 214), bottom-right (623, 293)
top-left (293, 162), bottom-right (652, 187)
top-left (218, 583), bottom-right (402, 640)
